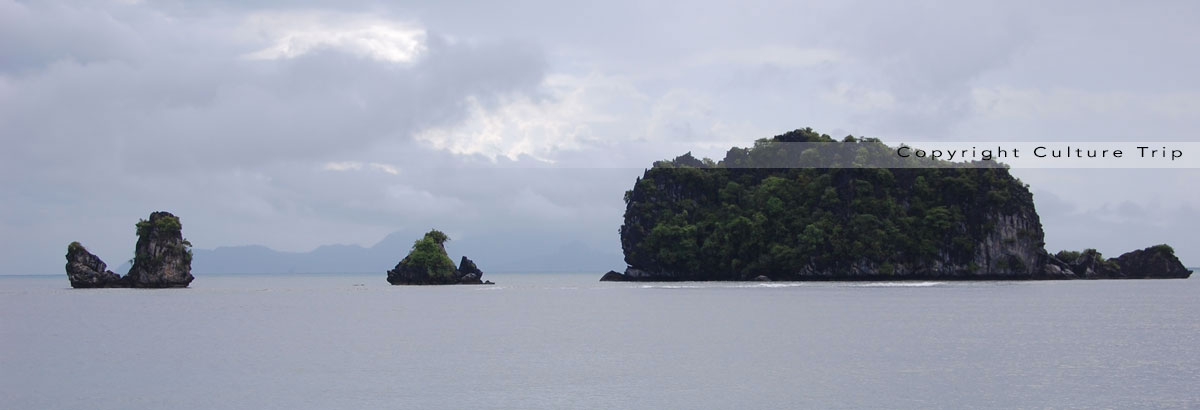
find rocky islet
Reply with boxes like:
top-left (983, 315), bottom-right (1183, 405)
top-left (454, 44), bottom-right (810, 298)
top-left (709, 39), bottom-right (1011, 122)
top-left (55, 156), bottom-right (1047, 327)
top-left (386, 230), bottom-right (493, 285)
top-left (605, 129), bottom-right (1192, 281)
top-left (65, 211), bottom-right (194, 288)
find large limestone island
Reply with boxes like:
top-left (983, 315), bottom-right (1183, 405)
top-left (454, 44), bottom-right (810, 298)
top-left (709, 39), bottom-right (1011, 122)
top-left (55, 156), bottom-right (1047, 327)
top-left (603, 128), bottom-right (1192, 282)
top-left (66, 211), bottom-right (195, 288)
top-left (387, 230), bottom-right (493, 285)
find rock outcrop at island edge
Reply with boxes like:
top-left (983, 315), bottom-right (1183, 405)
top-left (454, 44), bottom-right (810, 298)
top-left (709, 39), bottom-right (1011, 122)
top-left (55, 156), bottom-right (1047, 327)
top-left (1111, 245), bottom-right (1191, 279)
top-left (1113, 243), bottom-right (1190, 278)
top-left (603, 128), bottom-right (1192, 282)
top-left (456, 256), bottom-right (486, 284)
top-left (599, 270), bottom-right (626, 282)
top-left (387, 230), bottom-right (493, 285)
top-left (65, 242), bottom-right (124, 288)
top-left (64, 211), bottom-right (195, 288)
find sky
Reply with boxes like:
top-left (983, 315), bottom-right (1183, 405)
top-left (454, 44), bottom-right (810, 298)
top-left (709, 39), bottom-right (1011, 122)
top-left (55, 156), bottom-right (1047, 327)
top-left (2, 0), bottom-right (1198, 275)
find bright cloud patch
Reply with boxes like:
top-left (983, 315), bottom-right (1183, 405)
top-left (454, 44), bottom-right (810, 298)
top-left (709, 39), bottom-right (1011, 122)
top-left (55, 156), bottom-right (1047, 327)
top-left (415, 74), bottom-right (758, 162)
top-left (243, 12), bottom-right (426, 63)
top-left (322, 161), bottom-right (400, 175)
top-left (414, 75), bottom-right (615, 161)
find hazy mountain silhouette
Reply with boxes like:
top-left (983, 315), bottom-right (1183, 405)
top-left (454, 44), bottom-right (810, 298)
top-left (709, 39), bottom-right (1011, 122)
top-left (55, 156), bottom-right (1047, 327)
top-left (174, 230), bottom-right (621, 274)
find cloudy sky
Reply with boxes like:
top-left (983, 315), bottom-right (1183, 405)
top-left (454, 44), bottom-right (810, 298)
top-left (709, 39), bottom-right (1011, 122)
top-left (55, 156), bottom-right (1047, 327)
top-left (3, 0), bottom-right (1198, 275)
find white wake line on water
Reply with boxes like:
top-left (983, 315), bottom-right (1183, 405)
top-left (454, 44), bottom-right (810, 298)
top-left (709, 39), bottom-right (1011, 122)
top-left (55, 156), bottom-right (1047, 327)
top-left (841, 281), bottom-right (945, 287)
top-left (639, 281), bottom-right (947, 289)
top-left (639, 283), bottom-right (808, 289)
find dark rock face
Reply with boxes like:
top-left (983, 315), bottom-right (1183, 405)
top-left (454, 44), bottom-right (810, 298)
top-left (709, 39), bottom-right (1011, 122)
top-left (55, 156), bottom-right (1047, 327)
top-left (1113, 245), bottom-right (1192, 279)
top-left (457, 256), bottom-right (486, 285)
top-left (386, 257), bottom-right (490, 285)
top-left (65, 242), bottom-right (124, 288)
top-left (599, 270), bottom-right (626, 281)
top-left (609, 245), bottom-right (1193, 282)
top-left (387, 230), bottom-right (491, 285)
top-left (458, 256), bottom-right (483, 284)
top-left (386, 262), bottom-right (436, 285)
top-left (65, 211), bottom-right (194, 288)
top-left (1044, 245), bottom-right (1192, 280)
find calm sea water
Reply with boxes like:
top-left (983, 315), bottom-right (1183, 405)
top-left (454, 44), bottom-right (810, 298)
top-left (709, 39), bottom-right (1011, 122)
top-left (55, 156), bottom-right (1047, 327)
top-left (2, 273), bottom-right (1198, 409)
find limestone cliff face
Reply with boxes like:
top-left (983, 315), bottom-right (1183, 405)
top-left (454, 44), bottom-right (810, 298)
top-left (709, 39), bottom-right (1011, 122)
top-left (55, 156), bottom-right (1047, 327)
top-left (65, 242), bottom-right (124, 288)
top-left (918, 210), bottom-right (1055, 279)
top-left (970, 212), bottom-right (1045, 276)
top-left (126, 211), bottom-right (194, 288)
top-left (811, 210), bottom-right (1055, 280)
top-left (64, 211), bottom-right (194, 288)
top-left (607, 129), bottom-right (1190, 282)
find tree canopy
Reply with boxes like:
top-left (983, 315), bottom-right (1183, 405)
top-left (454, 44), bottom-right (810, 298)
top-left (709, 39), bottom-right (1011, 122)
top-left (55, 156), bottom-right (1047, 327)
top-left (402, 230), bottom-right (458, 279)
top-left (619, 128), bottom-right (1038, 279)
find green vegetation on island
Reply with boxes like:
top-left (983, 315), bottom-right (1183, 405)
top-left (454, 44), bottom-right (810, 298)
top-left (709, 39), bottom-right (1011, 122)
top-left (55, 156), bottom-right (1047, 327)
top-left (401, 230), bottom-right (458, 279)
top-left (609, 128), bottom-right (1191, 281)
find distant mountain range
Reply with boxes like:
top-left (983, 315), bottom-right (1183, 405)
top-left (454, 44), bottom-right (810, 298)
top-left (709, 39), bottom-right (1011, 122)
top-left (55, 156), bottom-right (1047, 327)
top-left (127, 230), bottom-right (623, 274)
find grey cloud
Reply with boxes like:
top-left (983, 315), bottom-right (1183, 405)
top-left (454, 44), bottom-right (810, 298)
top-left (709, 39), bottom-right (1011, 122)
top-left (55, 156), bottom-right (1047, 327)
top-left (0, 1), bottom-right (145, 72)
top-left (2, 38), bottom-right (545, 173)
top-left (0, 1), bottom-right (555, 274)
top-left (817, 1), bottom-right (1034, 136)
top-left (1, 0), bottom-right (1198, 275)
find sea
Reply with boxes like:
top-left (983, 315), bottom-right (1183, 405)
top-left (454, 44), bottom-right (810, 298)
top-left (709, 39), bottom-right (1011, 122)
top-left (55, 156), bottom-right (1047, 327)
top-left (2, 273), bottom-right (1198, 409)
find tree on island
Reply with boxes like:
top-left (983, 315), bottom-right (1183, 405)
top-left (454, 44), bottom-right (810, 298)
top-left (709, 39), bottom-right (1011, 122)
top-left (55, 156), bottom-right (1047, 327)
top-left (402, 230), bottom-right (457, 280)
